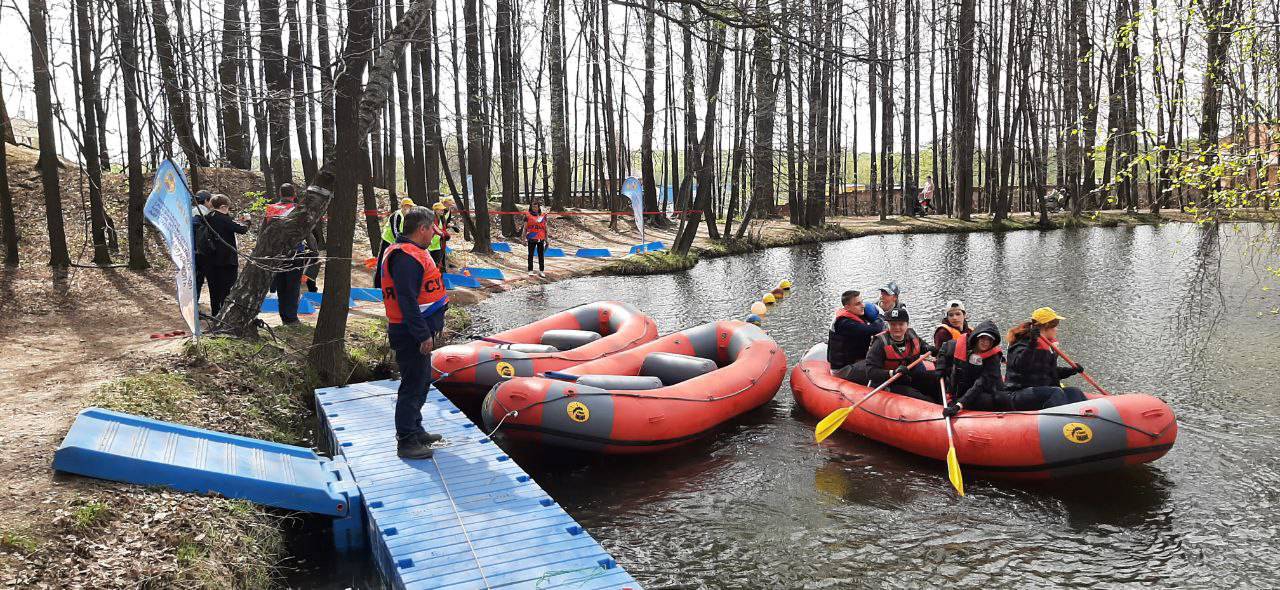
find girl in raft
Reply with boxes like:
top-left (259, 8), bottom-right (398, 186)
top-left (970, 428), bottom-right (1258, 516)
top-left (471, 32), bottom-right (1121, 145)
top-left (936, 320), bottom-right (1004, 416)
top-left (933, 299), bottom-right (973, 349)
top-left (523, 203), bottom-right (550, 277)
top-left (1003, 307), bottom-right (1088, 410)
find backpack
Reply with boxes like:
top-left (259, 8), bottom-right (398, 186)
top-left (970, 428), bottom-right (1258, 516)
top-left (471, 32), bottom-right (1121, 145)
top-left (194, 215), bottom-right (217, 257)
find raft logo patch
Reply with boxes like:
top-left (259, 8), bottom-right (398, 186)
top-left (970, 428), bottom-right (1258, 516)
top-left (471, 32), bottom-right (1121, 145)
top-left (495, 362), bottom-right (515, 379)
top-left (566, 402), bottom-right (590, 423)
top-left (1062, 422), bottom-right (1093, 444)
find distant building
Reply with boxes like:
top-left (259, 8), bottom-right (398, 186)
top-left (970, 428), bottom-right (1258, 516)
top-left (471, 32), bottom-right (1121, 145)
top-left (7, 117), bottom-right (37, 148)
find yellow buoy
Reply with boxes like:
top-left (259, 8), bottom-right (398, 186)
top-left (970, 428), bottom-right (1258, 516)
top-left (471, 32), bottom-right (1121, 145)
top-left (763, 293), bottom-right (777, 305)
top-left (750, 301), bottom-right (768, 316)
top-left (780, 279), bottom-right (793, 290)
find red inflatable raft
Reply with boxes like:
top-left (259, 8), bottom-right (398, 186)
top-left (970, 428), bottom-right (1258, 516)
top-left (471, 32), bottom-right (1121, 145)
top-left (480, 321), bottom-right (787, 453)
top-left (430, 301), bottom-right (657, 399)
top-left (791, 343), bottom-right (1178, 479)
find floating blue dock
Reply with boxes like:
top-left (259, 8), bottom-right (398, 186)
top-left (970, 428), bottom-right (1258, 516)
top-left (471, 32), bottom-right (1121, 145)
top-left (316, 380), bottom-right (639, 590)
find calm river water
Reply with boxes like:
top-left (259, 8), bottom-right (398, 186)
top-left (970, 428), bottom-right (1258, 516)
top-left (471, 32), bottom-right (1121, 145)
top-left (295, 223), bottom-right (1280, 588)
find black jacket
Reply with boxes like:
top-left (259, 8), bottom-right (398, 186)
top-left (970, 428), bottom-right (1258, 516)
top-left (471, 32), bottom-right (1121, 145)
top-left (1005, 332), bottom-right (1081, 390)
top-left (205, 211), bottom-right (249, 267)
top-left (936, 320), bottom-right (1005, 409)
top-left (827, 310), bottom-right (884, 369)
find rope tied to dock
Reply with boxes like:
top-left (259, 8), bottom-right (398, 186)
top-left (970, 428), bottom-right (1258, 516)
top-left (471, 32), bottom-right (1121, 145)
top-left (432, 445), bottom-right (495, 590)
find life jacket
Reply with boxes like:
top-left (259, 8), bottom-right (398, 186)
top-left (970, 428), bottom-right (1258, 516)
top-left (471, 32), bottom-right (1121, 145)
top-left (381, 210), bottom-right (404, 244)
top-left (952, 334), bottom-right (1002, 364)
top-left (427, 218), bottom-right (449, 251)
top-left (380, 241), bottom-right (448, 324)
top-left (524, 212), bottom-right (548, 241)
top-left (935, 323), bottom-right (967, 344)
top-left (877, 333), bottom-right (922, 370)
top-left (834, 307), bottom-right (867, 323)
top-left (265, 201), bottom-right (296, 221)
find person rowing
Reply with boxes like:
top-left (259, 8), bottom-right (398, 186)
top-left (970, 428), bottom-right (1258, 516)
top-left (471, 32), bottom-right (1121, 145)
top-left (1003, 307), bottom-right (1088, 410)
top-left (856, 306), bottom-right (940, 402)
top-left (936, 320), bottom-right (1005, 416)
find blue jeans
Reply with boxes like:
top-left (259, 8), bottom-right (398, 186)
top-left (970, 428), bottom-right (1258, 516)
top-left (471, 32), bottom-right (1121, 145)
top-left (1010, 386), bottom-right (1086, 410)
top-left (391, 333), bottom-right (430, 440)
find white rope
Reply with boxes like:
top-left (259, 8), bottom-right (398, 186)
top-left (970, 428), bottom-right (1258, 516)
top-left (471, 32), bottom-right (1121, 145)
top-left (432, 445), bottom-right (494, 590)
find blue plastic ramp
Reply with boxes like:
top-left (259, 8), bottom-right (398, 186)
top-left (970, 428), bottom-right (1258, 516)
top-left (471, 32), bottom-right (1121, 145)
top-left (350, 287), bottom-right (384, 303)
top-left (544, 247), bottom-right (566, 258)
top-left (261, 296), bottom-right (317, 315)
top-left (627, 241), bottom-right (667, 255)
top-left (54, 408), bottom-right (363, 547)
top-left (301, 292), bottom-right (356, 308)
top-left (462, 267), bottom-right (505, 281)
top-left (491, 242), bottom-right (513, 253)
top-left (576, 248), bottom-right (612, 258)
top-left (442, 273), bottom-right (482, 290)
top-left (317, 381), bottom-right (639, 590)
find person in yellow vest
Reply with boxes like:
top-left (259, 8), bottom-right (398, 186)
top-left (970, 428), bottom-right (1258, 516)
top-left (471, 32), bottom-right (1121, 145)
top-left (374, 198), bottom-right (416, 289)
top-left (381, 206), bottom-right (449, 459)
top-left (428, 202), bottom-right (450, 270)
top-left (932, 299), bottom-right (973, 348)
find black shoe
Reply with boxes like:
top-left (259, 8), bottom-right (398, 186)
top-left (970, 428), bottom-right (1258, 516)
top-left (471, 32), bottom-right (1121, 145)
top-left (397, 436), bottom-right (434, 459)
top-left (417, 432), bottom-right (444, 444)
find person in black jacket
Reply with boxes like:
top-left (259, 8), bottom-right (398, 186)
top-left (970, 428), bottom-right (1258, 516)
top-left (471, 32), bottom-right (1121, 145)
top-left (937, 320), bottom-right (1005, 416)
top-left (827, 290), bottom-right (885, 380)
top-left (204, 195), bottom-right (250, 316)
top-left (858, 306), bottom-right (940, 402)
top-left (1003, 307), bottom-right (1088, 410)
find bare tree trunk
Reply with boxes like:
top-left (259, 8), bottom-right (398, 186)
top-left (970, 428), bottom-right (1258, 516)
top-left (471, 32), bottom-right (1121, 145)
top-left (951, 0), bottom-right (977, 220)
top-left (216, 0), bottom-right (433, 337)
top-left (29, 0), bottom-right (71, 270)
top-left (316, 0), bottom-right (337, 159)
top-left (640, 0), bottom-right (668, 227)
top-left (547, 0), bottom-right (570, 211)
top-left (261, 0), bottom-right (293, 192)
top-left (496, 0), bottom-right (519, 236)
top-left (0, 67), bottom-right (15, 266)
top-left (310, 0), bottom-right (375, 383)
top-left (752, 0), bottom-right (776, 220)
top-left (151, 0), bottom-right (208, 188)
top-left (288, 0), bottom-right (318, 182)
top-left (463, 0), bottom-right (493, 252)
top-left (219, 0), bottom-right (251, 168)
top-left (76, 0), bottom-right (111, 264)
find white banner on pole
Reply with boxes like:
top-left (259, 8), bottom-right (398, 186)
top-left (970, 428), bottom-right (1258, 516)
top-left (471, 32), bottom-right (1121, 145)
top-left (620, 176), bottom-right (645, 251)
top-left (144, 159), bottom-right (199, 337)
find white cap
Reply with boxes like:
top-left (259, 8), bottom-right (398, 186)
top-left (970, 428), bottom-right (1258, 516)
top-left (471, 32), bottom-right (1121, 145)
top-left (946, 299), bottom-right (966, 312)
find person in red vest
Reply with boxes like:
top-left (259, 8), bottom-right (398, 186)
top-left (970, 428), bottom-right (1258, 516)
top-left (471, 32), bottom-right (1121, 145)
top-left (381, 206), bottom-right (449, 459)
top-left (826, 290), bottom-right (884, 381)
top-left (523, 203), bottom-right (549, 277)
top-left (861, 306), bottom-right (941, 402)
top-left (936, 320), bottom-right (1005, 415)
top-left (932, 299), bottom-right (973, 348)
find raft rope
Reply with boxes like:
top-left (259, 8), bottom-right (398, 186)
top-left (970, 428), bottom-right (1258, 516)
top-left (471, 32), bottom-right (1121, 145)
top-left (803, 367), bottom-right (1173, 439)
top-left (432, 315), bottom-right (658, 378)
top-left (488, 343), bottom-right (780, 433)
top-left (432, 450), bottom-right (494, 590)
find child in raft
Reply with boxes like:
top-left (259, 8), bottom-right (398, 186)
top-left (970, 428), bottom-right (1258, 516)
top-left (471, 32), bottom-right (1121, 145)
top-left (933, 299), bottom-right (973, 349)
top-left (935, 320), bottom-right (1005, 415)
top-left (1003, 307), bottom-right (1089, 410)
top-left (856, 306), bottom-right (942, 402)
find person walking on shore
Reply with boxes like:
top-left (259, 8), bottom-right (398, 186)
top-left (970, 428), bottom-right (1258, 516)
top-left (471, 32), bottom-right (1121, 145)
top-left (380, 206), bottom-right (449, 459)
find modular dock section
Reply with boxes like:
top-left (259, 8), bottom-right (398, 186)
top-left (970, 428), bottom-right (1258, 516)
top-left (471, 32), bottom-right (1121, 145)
top-left (316, 380), bottom-right (639, 590)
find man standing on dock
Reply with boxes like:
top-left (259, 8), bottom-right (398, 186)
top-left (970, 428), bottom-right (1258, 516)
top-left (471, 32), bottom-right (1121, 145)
top-left (381, 207), bottom-right (450, 459)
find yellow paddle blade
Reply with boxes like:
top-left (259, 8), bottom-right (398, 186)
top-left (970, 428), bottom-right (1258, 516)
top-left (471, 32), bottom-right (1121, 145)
top-left (815, 406), bottom-right (853, 443)
top-left (946, 447), bottom-right (965, 497)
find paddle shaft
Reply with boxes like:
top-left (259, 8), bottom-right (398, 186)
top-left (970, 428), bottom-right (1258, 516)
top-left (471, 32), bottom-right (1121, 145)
top-left (939, 377), bottom-right (958, 451)
top-left (938, 376), bottom-right (965, 496)
top-left (848, 353), bottom-right (932, 411)
top-left (1040, 337), bottom-right (1113, 396)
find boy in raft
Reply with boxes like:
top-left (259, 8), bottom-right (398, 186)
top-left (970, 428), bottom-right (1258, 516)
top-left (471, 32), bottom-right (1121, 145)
top-left (827, 290), bottom-right (885, 381)
top-left (936, 320), bottom-right (1005, 415)
top-left (933, 299), bottom-right (973, 348)
top-left (1003, 307), bottom-right (1089, 410)
top-left (859, 306), bottom-right (941, 402)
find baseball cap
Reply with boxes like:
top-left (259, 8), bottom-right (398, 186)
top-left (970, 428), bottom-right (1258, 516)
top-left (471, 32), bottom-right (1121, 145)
top-left (400, 197), bottom-right (415, 206)
top-left (946, 299), bottom-right (966, 312)
top-left (879, 281), bottom-right (900, 296)
top-left (886, 306), bottom-right (910, 323)
top-left (1031, 307), bottom-right (1065, 325)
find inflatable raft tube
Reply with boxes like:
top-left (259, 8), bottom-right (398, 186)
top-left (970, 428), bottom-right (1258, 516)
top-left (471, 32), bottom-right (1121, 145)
top-left (430, 301), bottom-right (658, 400)
top-left (791, 343), bottom-right (1177, 479)
top-left (480, 321), bottom-right (787, 453)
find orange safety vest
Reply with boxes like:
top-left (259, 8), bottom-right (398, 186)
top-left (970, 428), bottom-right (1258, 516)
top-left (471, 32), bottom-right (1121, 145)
top-left (953, 334), bottom-right (1002, 362)
top-left (877, 334), bottom-right (922, 370)
top-left (380, 242), bottom-right (448, 324)
top-left (524, 212), bottom-right (548, 241)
